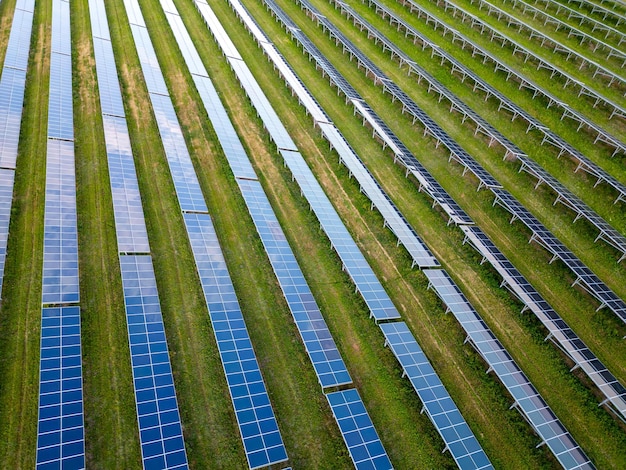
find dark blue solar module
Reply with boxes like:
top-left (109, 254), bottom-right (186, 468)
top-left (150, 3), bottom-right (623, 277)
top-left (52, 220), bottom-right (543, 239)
top-left (36, 306), bottom-right (85, 470)
top-left (102, 114), bottom-right (151, 253)
top-left (326, 389), bottom-right (393, 470)
top-left (237, 178), bottom-right (352, 389)
top-left (379, 322), bottom-right (493, 470)
top-left (2, 7), bottom-right (34, 71)
top-left (149, 93), bottom-right (208, 213)
top-left (128, 24), bottom-right (169, 95)
top-left (119, 255), bottom-right (189, 469)
top-left (183, 213), bottom-right (288, 469)
top-left (424, 269), bottom-right (594, 470)
top-left (42, 139), bottom-right (80, 305)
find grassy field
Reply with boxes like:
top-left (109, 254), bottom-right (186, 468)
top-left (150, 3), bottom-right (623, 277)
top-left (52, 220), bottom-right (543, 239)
top-left (0, 0), bottom-right (624, 467)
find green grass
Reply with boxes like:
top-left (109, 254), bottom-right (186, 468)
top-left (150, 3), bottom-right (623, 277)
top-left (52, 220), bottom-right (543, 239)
top-left (0, 0), bottom-right (625, 467)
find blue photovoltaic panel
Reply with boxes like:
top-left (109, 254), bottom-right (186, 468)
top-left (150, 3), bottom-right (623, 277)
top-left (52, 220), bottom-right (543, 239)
top-left (149, 93), bottom-right (208, 213)
top-left (424, 269), bottom-right (594, 470)
top-left (119, 255), bottom-right (188, 470)
top-left (0, 169), bottom-right (14, 295)
top-left (326, 389), bottom-right (392, 470)
top-left (102, 114), bottom-right (151, 253)
top-left (47, 53), bottom-right (74, 141)
top-left (189, 76), bottom-right (259, 181)
top-left (379, 322), bottom-right (493, 470)
top-left (50, 0), bottom-right (71, 55)
top-left (88, 0), bottom-right (110, 41)
top-left (42, 139), bottom-right (79, 305)
top-left (36, 306), bottom-right (85, 470)
top-left (2, 8), bottom-right (33, 72)
top-left (91, 36), bottom-right (125, 118)
top-left (237, 178), bottom-right (351, 389)
top-left (183, 213), bottom-right (288, 469)
top-left (0, 67), bottom-right (27, 169)
top-left (129, 24), bottom-right (169, 96)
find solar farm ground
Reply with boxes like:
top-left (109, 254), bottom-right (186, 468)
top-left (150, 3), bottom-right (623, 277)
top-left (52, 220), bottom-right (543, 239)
top-left (0, 0), bottom-right (624, 467)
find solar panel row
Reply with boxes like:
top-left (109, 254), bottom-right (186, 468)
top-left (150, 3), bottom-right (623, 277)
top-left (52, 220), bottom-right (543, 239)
top-left (424, 269), bottom-right (594, 470)
top-left (87, 1), bottom-right (189, 467)
top-left (123, 1), bottom-right (289, 466)
top-left (460, 225), bottom-right (626, 421)
top-left (0, 0), bottom-right (34, 297)
top-left (37, 1), bottom-right (85, 468)
top-left (219, 1), bottom-right (496, 468)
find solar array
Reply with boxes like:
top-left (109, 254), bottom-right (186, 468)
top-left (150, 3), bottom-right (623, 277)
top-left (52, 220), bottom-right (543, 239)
top-left (393, 0), bottom-right (626, 155)
top-left (87, 0), bottom-right (189, 467)
top-left (123, 0), bottom-right (289, 466)
top-left (36, 0), bottom-right (85, 468)
top-left (0, 0), bottom-right (34, 297)
top-left (218, 0), bottom-right (497, 468)
top-left (528, 0), bottom-right (625, 33)
top-left (326, 389), bottom-right (394, 470)
top-left (380, 322), bottom-right (492, 469)
top-left (460, 225), bottom-right (626, 420)
top-left (296, 0), bottom-right (626, 326)
top-left (364, 0), bottom-right (626, 202)
top-left (424, 269), bottom-right (594, 470)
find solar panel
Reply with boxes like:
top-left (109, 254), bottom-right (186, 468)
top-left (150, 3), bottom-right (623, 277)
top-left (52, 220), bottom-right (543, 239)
top-left (326, 389), bottom-right (393, 470)
top-left (0, 169), bottom-right (14, 295)
top-left (119, 255), bottom-right (188, 469)
top-left (183, 213), bottom-right (288, 469)
top-left (0, 67), bottom-right (27, 169)
top-left (2, 8), bottom-right (33, 71)
top-left (42, 139), bottom-right (80, 305)
top-left (36, 306), bottom-right (85, 470)
top-left (102, 114), bottom-right (151, 253)
top-left (379, 321), bottom-right (493, 470)
top-left (424, 269), bottom-right (594, 469)
top-left (92, 37), bottom-right (125, 118)
top-left (128, 23), bottom-right (169, 96)
top-left (47, 53), bottom-right (73, 141)
top-left (149, 93), bottom-right (208, 213)
top-left (236, 178), bottom-right (352, 389)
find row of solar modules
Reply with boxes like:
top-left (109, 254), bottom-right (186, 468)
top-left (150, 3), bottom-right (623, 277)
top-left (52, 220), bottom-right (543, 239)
top-left (87, 1), bottom-right (189, 467)
top-left (558, 0), bottom-right (624, 22)
top-left (124, 1), bottom-right (290, 466)
top-left (36, 0), bottom-right (86, 468)
top-left (0, 0), bottom-right (34, 299)
top-left (300, 0), bottom-right (626, 328)
top-left (293, 0), bottom-right (626, 414)
top-left (491, 189), bottom-right (626, 325)
top-left (189, 1), bottom-right (396, 466)
top-left (395, 0), bottom-right (626, 155)
top-left (501, 0), bottom-right (625, 50)
top-left (225, 0), bottom-right (504, 467)
top-left (464, 0), bottom-right (626, 77)
top-left (460, 225), bottom-right (626, 420)
top-left (365, 0), bottom-right (626, 206)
